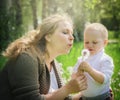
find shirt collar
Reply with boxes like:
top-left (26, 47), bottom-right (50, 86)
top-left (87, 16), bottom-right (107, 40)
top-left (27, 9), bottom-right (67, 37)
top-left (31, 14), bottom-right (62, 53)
top-left (88, 49), bottom-right (104, 60)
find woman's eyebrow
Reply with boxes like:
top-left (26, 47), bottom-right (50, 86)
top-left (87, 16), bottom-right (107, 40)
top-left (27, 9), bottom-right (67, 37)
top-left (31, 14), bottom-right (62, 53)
top-left (65, 28), bottom-right (73, 34)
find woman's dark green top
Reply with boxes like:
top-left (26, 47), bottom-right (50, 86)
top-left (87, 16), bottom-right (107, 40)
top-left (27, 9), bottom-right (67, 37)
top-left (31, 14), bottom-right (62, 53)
top-left (0, 53), bottom-right (50, 100)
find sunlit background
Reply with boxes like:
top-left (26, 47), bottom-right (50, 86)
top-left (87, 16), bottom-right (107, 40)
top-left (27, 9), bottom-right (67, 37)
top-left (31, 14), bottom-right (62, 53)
top-left (0, 0), bottom-right (120, 99)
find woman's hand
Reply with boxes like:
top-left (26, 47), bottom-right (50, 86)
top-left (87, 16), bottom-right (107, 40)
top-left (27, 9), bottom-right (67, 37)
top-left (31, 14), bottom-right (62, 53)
top-left (45, 72), bottom-right (87, 100)
top-left (65, 73), bottom-right (87, 94)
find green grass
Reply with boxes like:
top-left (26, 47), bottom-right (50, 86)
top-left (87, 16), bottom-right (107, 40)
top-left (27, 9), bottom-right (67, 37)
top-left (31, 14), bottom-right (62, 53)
top-left (56, 42), bottom-right (84, 81)
top-left (0, 41), bottom-right (120, 99)
top-left (57, 42), bottom-right (120, 100)
top-left (106, 43), bottom-right (120, 99)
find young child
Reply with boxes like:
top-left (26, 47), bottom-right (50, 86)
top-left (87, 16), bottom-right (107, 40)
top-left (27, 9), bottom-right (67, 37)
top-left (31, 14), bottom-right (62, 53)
top-left (73, 23), bottom-right (114, 100)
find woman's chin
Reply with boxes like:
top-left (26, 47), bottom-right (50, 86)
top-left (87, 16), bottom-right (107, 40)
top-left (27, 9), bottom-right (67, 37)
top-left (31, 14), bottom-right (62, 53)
top-left (62, 51), bottom-right (70, 55)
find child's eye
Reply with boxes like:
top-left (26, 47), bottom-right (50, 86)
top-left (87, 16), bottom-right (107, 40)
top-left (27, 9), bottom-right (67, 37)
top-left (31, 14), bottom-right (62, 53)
top-left (93, 41), bottom-right (97, 44)
top-left (85, 42), bottom-right (89, 44)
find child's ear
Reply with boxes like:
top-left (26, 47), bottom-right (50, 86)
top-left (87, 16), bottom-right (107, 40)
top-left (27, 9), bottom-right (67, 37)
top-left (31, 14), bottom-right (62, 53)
top-left (104, 40), bottom-right (108, 46)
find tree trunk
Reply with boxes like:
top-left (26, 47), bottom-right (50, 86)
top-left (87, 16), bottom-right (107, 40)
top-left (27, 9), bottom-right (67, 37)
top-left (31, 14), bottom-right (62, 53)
top-left (42, 0), bottom-right (48, 19)
top-left (30, 0), bottom-right (38, 29)
top-left (0, 0), bottom-right (10, 51)
top-left (13, 0), bottom-right (22, 26)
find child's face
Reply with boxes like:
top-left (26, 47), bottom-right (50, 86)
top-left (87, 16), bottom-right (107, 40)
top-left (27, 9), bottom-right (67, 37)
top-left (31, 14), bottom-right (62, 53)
top-left (84, 29), bottom-right (107, 56)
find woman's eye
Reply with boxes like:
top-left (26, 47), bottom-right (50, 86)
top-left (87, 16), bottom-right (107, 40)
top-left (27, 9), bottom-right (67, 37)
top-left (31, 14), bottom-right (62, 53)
top-left (63, 32), bottom-right (67, 34)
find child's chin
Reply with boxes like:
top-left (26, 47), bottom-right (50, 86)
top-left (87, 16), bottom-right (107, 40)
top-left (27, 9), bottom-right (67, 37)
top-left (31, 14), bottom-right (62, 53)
top-left (90, 52), bottom-right (96, 56)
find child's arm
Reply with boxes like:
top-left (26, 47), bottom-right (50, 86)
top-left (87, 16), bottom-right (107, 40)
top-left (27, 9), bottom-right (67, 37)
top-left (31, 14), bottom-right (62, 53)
top-left (78, 61), bottom-right (104, 84)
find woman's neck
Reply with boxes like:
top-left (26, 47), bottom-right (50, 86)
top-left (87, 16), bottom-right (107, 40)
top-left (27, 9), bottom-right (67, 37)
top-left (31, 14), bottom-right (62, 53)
top-left (45, 44), bottom-right (59, 71)
top-left (45, 54), bottom-right (54, 72)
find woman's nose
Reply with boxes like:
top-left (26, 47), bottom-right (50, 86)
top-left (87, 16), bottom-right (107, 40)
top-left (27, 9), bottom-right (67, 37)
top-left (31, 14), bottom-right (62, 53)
top-left (69, 34), bottom-right (74, 40)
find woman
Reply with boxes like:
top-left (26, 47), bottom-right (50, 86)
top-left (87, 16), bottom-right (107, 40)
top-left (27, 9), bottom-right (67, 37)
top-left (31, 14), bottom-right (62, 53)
top-left (0, 14), bottom-right (87, 100)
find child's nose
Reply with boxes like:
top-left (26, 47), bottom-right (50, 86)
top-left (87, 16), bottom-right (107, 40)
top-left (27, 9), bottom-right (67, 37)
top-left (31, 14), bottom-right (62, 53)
top-left (88, 43), bottom-right (93, 47)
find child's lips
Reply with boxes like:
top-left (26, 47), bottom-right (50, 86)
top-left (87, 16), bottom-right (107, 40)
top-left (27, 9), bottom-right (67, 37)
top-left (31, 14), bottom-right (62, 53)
top-left (88, 49), bottom-right (93, 51)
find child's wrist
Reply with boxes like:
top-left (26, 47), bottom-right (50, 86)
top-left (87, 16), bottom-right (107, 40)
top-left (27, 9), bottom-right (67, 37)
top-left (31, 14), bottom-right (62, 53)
top-left (86, 65), bottom-right (92, 73)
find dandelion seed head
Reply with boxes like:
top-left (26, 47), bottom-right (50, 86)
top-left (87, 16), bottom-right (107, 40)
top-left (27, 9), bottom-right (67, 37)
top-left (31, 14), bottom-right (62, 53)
top-left (81, 49), bottom-right (90, 61)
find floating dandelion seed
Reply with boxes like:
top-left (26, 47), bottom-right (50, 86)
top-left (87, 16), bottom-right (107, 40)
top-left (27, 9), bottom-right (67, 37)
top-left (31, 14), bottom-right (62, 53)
top-left (81, 49), bottom-right (90, 61)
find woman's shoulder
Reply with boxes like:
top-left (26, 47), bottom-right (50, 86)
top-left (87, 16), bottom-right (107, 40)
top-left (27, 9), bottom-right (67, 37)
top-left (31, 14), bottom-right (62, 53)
top-left (17, 52), bottom-right (38, 61)
top-left (5, 52), bottom-right (38, 71)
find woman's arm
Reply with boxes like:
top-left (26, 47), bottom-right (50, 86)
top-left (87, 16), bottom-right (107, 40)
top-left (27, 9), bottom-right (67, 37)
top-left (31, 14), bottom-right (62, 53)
top-left (8, 53), bottom-right (87, 100)
top-left (8, 53), bottom-right (45, 100)
top-left (44, 74), bottom-right (87, 100)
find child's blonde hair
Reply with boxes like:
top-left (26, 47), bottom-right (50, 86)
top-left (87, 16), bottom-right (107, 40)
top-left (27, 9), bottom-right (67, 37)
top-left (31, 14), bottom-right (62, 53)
top-left (84, 23), bottom-right (108, 40)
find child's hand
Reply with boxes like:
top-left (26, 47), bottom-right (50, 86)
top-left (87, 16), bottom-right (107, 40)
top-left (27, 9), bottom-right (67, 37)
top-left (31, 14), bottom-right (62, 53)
top-left (78, 61), bottom-right (91, 72)
top-left (71, 70), bottom-right (84, 80)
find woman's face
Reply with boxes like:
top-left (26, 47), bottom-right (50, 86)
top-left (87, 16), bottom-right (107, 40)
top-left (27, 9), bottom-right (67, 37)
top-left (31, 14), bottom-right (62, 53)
top-left (46, 21), bottom-right (74, 56)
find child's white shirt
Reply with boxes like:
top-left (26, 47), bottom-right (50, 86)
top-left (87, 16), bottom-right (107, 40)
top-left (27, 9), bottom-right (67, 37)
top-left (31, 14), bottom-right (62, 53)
top-left (73, 49), bottom-right (114, 97)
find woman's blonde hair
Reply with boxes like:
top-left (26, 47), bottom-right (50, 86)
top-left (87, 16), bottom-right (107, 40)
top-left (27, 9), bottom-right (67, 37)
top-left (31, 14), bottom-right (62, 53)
top-left (2, 14), bottom-right (73, 61)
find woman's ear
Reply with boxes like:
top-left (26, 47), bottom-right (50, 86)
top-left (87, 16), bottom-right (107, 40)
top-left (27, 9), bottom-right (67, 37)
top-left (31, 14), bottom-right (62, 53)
top-left (45, 34), bottom-right (51, 42)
